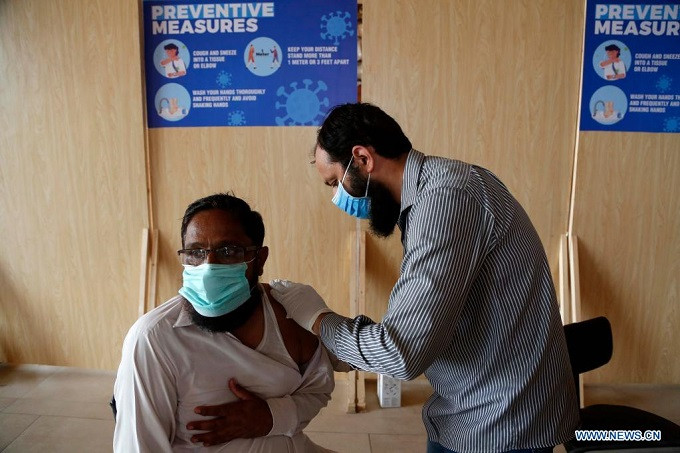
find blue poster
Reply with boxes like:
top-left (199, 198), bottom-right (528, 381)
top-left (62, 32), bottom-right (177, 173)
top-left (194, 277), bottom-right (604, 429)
top-left (580, 1), bottom-right (680, 133)
top-left (143, 1), bottom-right (357, 127)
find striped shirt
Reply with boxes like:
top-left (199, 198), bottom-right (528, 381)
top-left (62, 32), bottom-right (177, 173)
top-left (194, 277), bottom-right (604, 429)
top-left (320, 150), bottom-right (580, 452)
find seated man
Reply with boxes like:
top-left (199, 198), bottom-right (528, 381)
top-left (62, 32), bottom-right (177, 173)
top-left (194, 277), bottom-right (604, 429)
top-left (113, 193), bottom-right (334, 452)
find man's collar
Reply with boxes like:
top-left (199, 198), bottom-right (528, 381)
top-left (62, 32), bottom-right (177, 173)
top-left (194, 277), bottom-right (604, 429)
top-left (173, 299), bottom-right (194, 328)
top-left (400, 149), bottom-right (425, 214)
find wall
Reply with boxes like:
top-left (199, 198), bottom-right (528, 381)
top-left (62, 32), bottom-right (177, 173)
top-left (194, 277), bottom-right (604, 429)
top-left (149, 128), bottom-right (355, 320)
top-left (148, 0), bottom-right (584, 353)
top-left (1, 0), bottom-right (677, 385)
top-left (360, 0), bottom-right (679, 385)
top-left (0, 0), bottom-right (148, 369)
top-left (360, 0), bottom-right (585, 320)
top-left (571, 133), bottom-right (680, 384)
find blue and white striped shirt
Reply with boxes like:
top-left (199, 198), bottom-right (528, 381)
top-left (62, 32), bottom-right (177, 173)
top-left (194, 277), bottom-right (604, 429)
top-left (320, 150), bottom-right (579, 452)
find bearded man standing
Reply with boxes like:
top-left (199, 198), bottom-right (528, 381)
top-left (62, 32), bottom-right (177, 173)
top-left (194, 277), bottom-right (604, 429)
top-left (271, 103), bottom-right (580, 453)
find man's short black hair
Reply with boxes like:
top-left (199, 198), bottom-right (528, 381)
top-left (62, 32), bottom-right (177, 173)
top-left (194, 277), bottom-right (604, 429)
top-left (605, 44), bottom-right (621, 57)
top-left (316, 103), bottom-right (412, 167)
top-left (164, 43), bottom-right (179, 52)
top-left (181, 193), bottom-right (265, 247)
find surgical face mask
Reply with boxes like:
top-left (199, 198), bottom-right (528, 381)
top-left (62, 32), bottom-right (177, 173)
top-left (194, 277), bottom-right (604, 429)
top-left (332, 156), bottom-right (371, 219)
top-left (178, 263), bottom-right (252, 317)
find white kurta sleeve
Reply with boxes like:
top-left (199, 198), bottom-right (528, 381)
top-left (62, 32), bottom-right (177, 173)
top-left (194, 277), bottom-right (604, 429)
top-left (266, 345), bottom-right (334, 436)
top-left (113, 322), bottom-right (177, 453)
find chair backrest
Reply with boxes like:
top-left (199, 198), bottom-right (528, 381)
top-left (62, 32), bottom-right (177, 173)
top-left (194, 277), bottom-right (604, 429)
top-left (563, 316), bottom-right (613, 400)
top-left (110, 395), bottom-right (117, 420)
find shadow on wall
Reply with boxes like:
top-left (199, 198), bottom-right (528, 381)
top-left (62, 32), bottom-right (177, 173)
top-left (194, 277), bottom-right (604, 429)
top-left (151, 230), bottom-right (183, 309)
top-left (0, 266), bottom-right (51, 364)
top-left (577, 239), bottom-right (652, 384)
top-left (365, 234), bottom-right (401, 321)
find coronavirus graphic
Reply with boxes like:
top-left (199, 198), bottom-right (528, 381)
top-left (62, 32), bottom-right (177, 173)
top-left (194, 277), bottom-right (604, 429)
top-left (656, 75), bottom-right (672, 93)
top-left (663, 117), bottom-right (679, 133)
top-left (320, 11), bottom-right (354, 45)
top-left (228, 110), bottom-right (246, 126)
top-left (216, 71), bottom-right (233, 88)
top-left (275, 79), bottom-right (329, 126)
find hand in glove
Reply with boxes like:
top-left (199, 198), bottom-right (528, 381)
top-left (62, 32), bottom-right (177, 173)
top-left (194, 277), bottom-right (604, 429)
top-left (269, 280), bottom-right (333, 332)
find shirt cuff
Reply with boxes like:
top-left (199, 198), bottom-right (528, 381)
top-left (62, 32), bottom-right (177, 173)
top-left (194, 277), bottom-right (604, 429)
top-left (319, 312), bottom-right (346, 355)
top-left (266, 395), bottom-right (298, 437)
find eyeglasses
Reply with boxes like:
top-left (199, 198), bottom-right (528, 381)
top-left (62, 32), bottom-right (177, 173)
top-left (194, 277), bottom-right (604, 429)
top-left (177, 245), bottom-right (260, 265)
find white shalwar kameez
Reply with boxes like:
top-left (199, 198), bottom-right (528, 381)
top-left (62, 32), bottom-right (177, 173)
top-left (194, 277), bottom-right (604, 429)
top-left (113, 287), bottom-right (335, 452)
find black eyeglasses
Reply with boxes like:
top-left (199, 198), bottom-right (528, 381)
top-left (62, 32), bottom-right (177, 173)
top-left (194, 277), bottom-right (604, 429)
top-left (177, 245), bottom-right (260, 265)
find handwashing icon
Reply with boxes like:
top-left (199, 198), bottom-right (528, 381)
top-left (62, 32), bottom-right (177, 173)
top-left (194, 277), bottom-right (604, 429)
top-left (588, 85), bottom-right (627, 127)
top-left (592, 100), bottom-right (622, 124)
top-left (153, 83), bottom-right (191, 124)
top-left (158, 97), bottom-right (188, 121)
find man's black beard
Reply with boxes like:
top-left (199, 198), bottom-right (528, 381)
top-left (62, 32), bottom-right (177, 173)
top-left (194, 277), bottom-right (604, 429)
top-left (183, 284), bottom-right (261, 333)
top-left (348, 169), bottom-right (401, 238)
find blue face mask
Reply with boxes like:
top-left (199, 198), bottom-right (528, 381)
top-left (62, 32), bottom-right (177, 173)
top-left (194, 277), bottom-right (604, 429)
top-left (178, 263), bottom-right (252, 317)
top-left (332, 156), bottom-right (371, 219)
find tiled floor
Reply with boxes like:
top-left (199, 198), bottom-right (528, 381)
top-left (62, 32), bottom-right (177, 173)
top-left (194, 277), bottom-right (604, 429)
top-left (0, 364), bottom-right (431, 452)
top-left (0, 365), bottom-right (115, 452)
top-left (1, 364), bottom-right (679, 452)
top-left (306, 376), bottom-right (432, 452)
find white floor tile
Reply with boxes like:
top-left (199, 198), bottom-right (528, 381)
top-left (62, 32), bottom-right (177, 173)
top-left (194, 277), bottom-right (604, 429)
top-left (0, 364), bottom-right (61, 398)
top-left (3, 415), bottom-right (114, 453)
top-left (306, 431), bottom-right (371, 453)
top-left (3, 398), bottom-right (114, 420)
top-left (0, 397), bottom-right (17, 411)
top-left (22, 368), bottom-right (115, 403)
top-left (369, 433), bottom-right (428, 452)
top-left (0, 413), bottom-right (39, 450)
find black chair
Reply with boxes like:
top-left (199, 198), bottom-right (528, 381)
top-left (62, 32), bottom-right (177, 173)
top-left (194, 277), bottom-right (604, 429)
top-left (563, 316), bottom-right (680, 452)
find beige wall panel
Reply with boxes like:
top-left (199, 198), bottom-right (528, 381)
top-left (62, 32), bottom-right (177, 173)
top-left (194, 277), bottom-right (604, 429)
top-left (572, 133), bottom-right (680, 384)
top-left (360, 1), bottom-right (584, 322)
top-left (149, 128), bottom-right (355, 317)
top-left (0, 0), bottom-right (148, 369)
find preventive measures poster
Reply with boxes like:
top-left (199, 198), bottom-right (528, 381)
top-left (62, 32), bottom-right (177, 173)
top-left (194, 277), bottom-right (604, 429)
top-left (580, 1), bottom-right (680, 133)
top-left (143, 1), bottom-right (358, 127)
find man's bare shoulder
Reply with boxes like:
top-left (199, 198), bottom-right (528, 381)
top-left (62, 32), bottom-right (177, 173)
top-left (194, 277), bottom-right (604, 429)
top-left (262, 283), bottom-right (319, 367)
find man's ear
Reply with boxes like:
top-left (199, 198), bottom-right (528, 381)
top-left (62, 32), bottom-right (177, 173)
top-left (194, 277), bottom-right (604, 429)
top-left (255, 246), bottom-right (269, 276)
top-left (351, 145), bottom-right (375, 173)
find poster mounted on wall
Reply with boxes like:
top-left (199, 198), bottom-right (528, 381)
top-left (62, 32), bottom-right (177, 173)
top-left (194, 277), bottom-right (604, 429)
top-left (143, 0), bottom-right (358, 127)
top-left (580, 0), bottom-right (680, 133)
